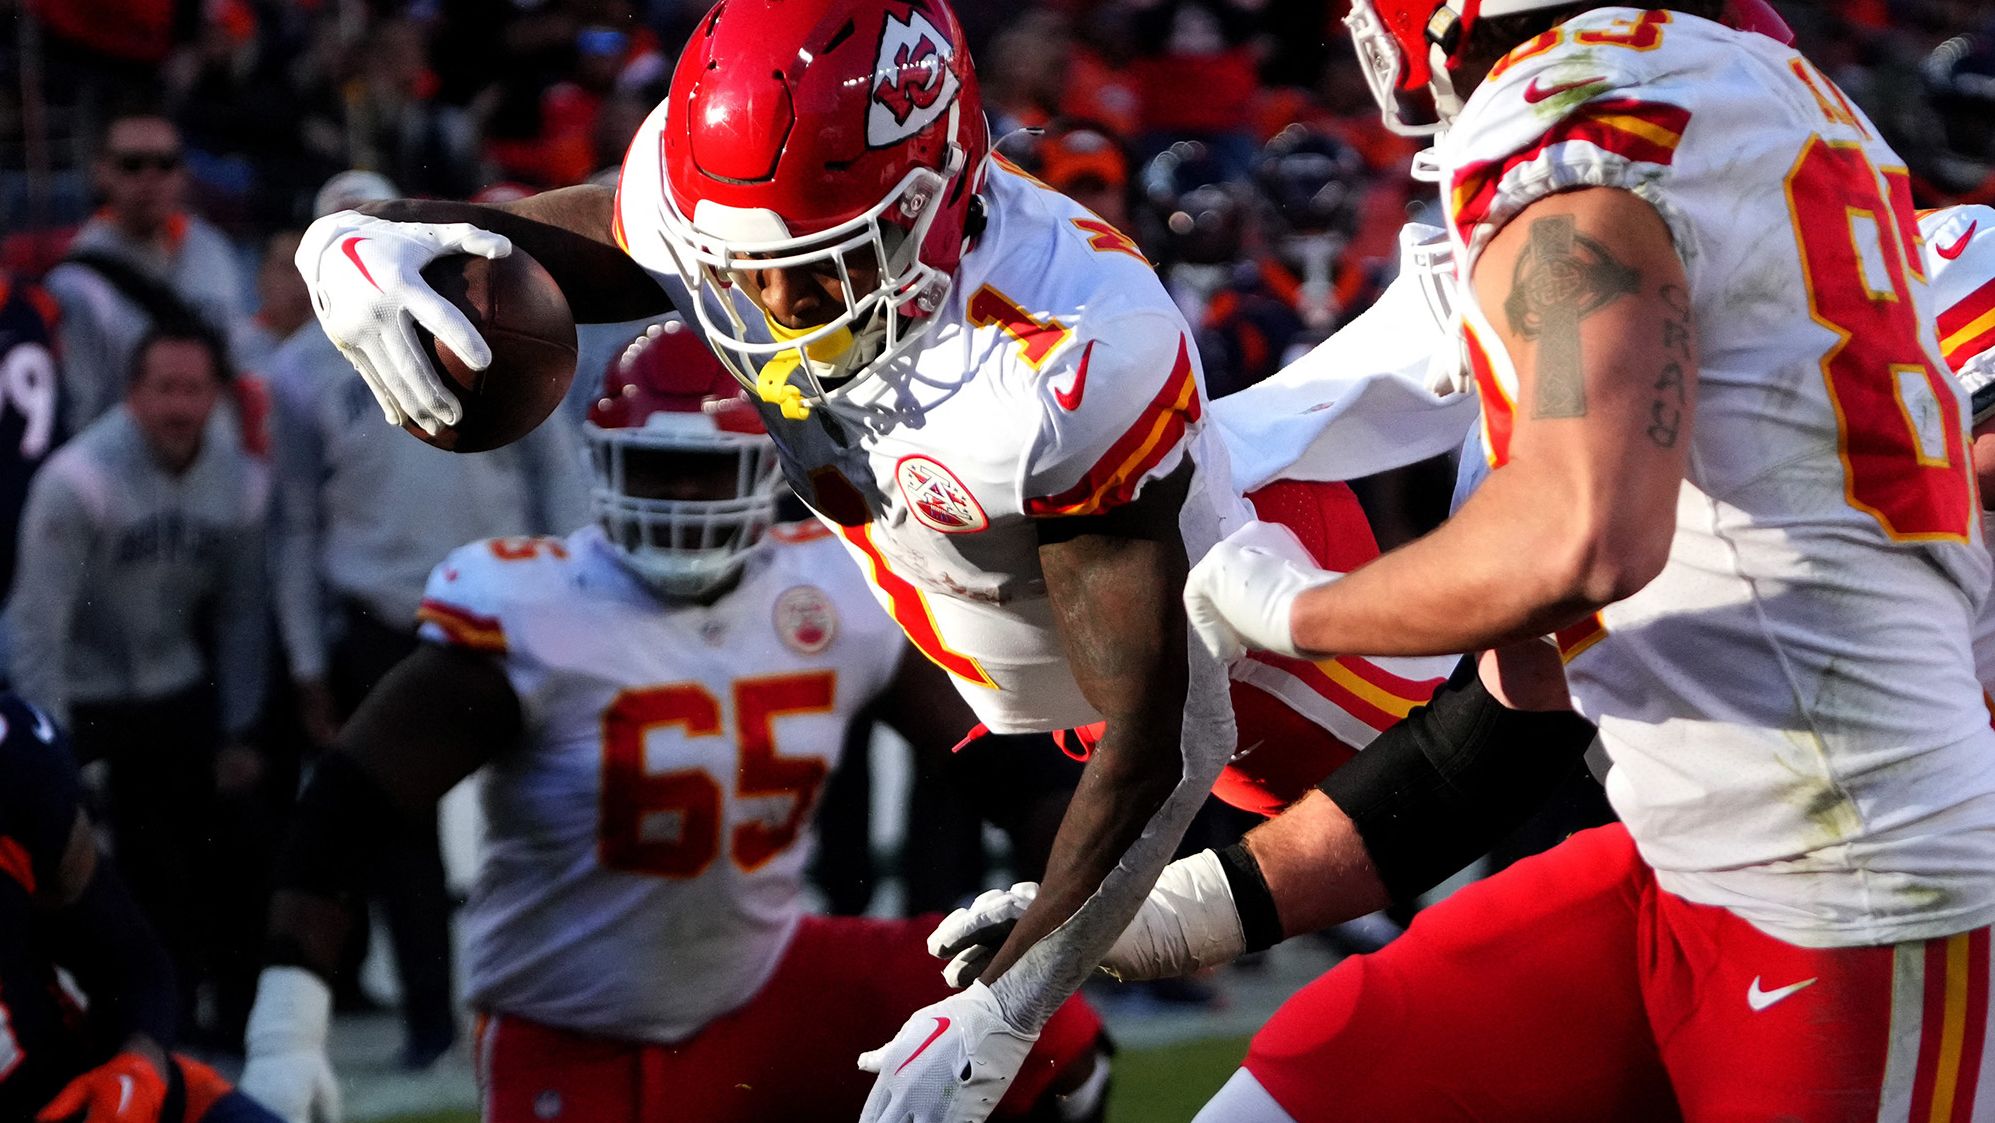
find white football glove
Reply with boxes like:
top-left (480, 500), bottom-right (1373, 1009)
top-left (1184, 519), bottom-right (1340, 663)
top-left (295, 210), bottom-right (511, 435)
top-left (239, 966), bottom-right (341, 1123)
top-left (857, 981), bottom-right (1037, 1123)
top-left (929, 851), bottom-right (1246, 987)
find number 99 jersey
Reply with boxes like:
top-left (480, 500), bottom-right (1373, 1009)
top-left (415, 523), bottom-right (905, 1043)
top-left (1437, 8), bottom-right (1995, 948)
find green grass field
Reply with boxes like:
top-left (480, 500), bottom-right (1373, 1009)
top-left (379, 1033), bottom-right (1251, 1123)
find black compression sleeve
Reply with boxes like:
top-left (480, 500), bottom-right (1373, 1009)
top-left (48, 854), bottom-right (178, 1050)
top-left (271, 752), bottom-right (401, 903)
top-left (1318, 655), bottom-right (1597, 903)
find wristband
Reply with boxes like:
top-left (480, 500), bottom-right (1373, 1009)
top-left (1214, 842), bottom-right (1283, 954)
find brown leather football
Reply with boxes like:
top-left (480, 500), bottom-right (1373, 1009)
top-left (407, 248), bottom-right (577, 453)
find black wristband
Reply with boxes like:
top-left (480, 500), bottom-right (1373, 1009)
top-left (1214, 843), bottom-right (1283, 954)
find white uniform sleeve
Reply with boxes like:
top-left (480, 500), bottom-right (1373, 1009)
top-left (1440, 11), bottom-right (1699, 273)
top-left (1922, 205), bottom-right (1995, 410)
top-left (1211, 223), bottom-right (1480, 492)
top-left (1019, 311), bottom-right (1204, 518)
top-left (416, 541), bottom-right (517, 656)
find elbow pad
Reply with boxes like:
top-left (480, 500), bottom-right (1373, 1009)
top-left (1318, 656), bottom-right (1597, 903)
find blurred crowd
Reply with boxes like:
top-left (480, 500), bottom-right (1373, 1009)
top-left (0, 0), bottom-right (1990, 1071)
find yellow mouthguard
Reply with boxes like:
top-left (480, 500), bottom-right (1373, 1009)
top-left (755, 317), bottom-right (856, 421)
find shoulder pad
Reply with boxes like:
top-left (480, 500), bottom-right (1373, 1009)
top-left (417, 536), bottom-right (578, 653)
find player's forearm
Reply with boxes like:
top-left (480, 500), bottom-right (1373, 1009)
top-left (1287, 464), bottom-right (1644, 656)
top-left (983, 723), bottom-right (1187, 975)
top-left (265, 889), bottom-right (355, 983)
top-left (361, 188), bottom-right (672, 323)
top-left (1242, 791), bottom-right (1391, 937)
top-left (980, 667), bottom-right (1234, 1030)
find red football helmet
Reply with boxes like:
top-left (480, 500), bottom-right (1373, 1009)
top-left (1345, 0), bottom-right (1798, 137)
top-left (652, 0), bottom-right (990, 413)
top-left (584, 318), bottom-right (781, 596)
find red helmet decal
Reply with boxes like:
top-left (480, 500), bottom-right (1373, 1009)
top-left (868, 6), bottom-right (961, 148)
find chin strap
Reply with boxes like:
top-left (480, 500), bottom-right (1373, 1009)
top-left (757, 316), bottom-right (859, 419)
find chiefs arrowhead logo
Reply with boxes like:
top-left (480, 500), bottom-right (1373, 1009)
top-left (896, 455), bottom-right (987, 534)
top-left (876, 37), bottom-right (943, 124)
top-left (867, 9), bottom-right (959, 148)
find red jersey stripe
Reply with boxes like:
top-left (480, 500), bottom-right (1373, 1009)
top-left (837, 524), bottom-right (995, 688)
top-left (1026, 335), bottom-right (1201, 517)
top-left (1451, 98), bottom-right (1690, 243)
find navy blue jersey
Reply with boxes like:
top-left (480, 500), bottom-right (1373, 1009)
top-left (0, 692), bottom-right (89, 1117)
top-left (0, 279), bottom-right (61, 604)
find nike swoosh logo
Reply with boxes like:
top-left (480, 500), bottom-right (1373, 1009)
top-left (895, 1016), bottom-right (952, 1075)
top-left (1939, 222), bottom-right (1978, 261)
top-left (339, 235), bottom-right (383, 292)
top-left (1747, 975), bottom-right (1818, 1011)
top-left (1523, 75), bottom-right (1605, 104)
top-left (116, 1074), bottom-right (134, 1113)
top-left (1054, 342), bottom-right (1095, 411)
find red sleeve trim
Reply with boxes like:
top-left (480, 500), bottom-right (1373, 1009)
top-left (1025, 335), bottom-right (1201, 517)
top-left (1450, 97), bottom-right (1692, 244)
top-left (1940, 276), bottom-right (1995, 371)
top-left (0, 835), bottom-right (35, 895)
top-left (1465, 323), bottom-right (1513, 468)
top-left (416, 599), bottom-right (508, 653)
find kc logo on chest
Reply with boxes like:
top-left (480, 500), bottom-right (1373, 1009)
top-left (895, 455), bottom-right (987, 534)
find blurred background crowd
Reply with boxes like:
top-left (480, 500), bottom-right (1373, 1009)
top-left (0, 0), bottom-right (1989, 1080)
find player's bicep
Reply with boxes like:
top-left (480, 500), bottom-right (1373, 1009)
top-left (1035, 460), bottom-right (1193, 734)
top-left (1470, 187), bottom-right (1696, 584)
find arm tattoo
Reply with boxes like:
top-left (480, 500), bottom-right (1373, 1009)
top-left (1504, 215), bottom-right (1643, 419)
top-left (1647, 283), bottom-right (1694, 449)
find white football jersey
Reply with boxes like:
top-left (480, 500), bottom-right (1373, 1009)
top-left (615, 110), bottom-right (1451, 742)
top-left (1439, 9), bottom-right (1995, 947)
top-left (415, 524), bottom-right (904, 1042)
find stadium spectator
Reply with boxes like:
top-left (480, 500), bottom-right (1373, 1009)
top-left (5, 322), bottom-right (269, 1042)
top-left (1035, 120), bottom-right (1135, 234)
top-left (1126, 0), bottom-right (1267, 174)
top-left (340, 18), bottom-right (482, 201)
top-left (43, 114), bottom-right (249, 428)
top-left (265, 177), bottom-right (587, 1069)
top-left (231, 229), bottom-right (309, 378)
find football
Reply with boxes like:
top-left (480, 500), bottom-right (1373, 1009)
top-left (407, 248), bottom-right (577, 453)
